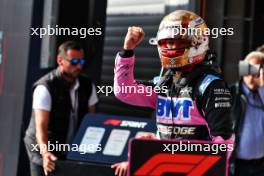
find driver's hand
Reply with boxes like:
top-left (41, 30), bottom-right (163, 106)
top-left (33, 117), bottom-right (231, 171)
top-left (123, 26), bottom-right (145, 50)
top-left (111, 161), bottom-right (129, 176)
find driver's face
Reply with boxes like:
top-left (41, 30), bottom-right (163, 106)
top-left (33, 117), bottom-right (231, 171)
top-left (158, 39), bottom-right (191, 49)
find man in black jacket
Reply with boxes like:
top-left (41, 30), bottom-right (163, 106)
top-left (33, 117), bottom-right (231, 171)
top-left (230, 51), bottom-right (264, 176)
top-left (24, 41), bottom-right (98, 176)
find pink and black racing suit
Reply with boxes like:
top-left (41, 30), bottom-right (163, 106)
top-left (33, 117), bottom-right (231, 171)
top-left (114, 51), bottom-right (234, 143)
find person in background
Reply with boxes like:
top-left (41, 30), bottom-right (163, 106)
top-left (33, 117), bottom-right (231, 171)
top-left (230, 51), bottom-right (264, 176)
top-left (24, 41), bottom-right (98, 176)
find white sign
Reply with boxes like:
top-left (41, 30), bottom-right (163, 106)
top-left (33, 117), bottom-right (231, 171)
top-left (79, 127), bottom-right (105, 154)
top-left (103, 129), bottom-right (130, 156)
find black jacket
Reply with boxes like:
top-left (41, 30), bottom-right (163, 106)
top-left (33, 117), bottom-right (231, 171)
top-left (24, 68), bottom-right (92, 164)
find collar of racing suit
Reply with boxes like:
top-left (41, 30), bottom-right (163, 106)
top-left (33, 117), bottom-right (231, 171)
top-left (156, 61), bottom-right (222, 96)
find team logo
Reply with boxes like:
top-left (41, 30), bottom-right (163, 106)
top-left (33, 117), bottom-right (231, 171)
top-left (156, 96), bottom-right (194, 120)
top-left (134, 153), bottom-right (221, 176)
top-left (104, 119), bottom-right (147, 128)
top-left (169, 58), bottom-right (176, 64)
top-left (179, 87), bottom-right (192, 97)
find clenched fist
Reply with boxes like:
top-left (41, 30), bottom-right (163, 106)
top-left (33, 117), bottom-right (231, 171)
top-left (123, 26), bottom-right (145, 50)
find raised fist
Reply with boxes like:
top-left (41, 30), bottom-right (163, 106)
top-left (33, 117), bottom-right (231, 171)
top-left (123, 26), bottom-right (145, 50)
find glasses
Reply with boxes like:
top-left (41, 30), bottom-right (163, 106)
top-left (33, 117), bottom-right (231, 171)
top-left (64, 58), bottom-right (86, 66)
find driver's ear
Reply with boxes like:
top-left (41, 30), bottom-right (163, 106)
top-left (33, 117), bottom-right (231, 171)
top-left (57, 55), bottom-right (63, 66)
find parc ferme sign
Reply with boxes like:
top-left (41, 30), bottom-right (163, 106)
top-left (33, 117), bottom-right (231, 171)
top-left (67, 113), bottom-right (156, 164)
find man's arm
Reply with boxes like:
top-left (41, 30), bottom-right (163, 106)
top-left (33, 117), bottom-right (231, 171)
top-left (87, 83), bottom-right (98, 113)
top-left (201, 80), bottom-right (234, 141)
top-left (114, 27), bottom-right (157, 108)
top-left (258, 68), bottom-right (264, 102)
top-left (35, 109), bottom-right (49, 154)
top-left (33, 85), bottom-right (58, 175)
top-left (35, 109), bottom-right (58, 175)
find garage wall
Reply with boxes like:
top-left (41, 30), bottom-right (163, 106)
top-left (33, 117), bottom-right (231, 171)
top-left (0, 0), bottom-right (34, 176)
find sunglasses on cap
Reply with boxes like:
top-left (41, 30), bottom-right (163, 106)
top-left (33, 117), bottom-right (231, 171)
top-left (64, 58), bottom-right (86, 66)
